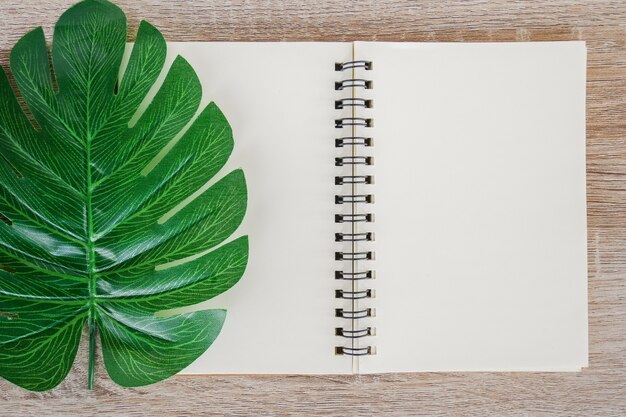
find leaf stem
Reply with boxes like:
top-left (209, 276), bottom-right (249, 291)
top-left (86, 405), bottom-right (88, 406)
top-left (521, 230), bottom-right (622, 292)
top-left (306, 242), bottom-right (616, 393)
top-left (88, 315), bottom-right (96, 390)
top-left (85, 72), bottom-right (97, 389)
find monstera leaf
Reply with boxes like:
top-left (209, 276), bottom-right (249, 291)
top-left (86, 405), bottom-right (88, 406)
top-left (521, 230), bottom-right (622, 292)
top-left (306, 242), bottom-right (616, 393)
top-left (0, 0), bottom-right (248, 391)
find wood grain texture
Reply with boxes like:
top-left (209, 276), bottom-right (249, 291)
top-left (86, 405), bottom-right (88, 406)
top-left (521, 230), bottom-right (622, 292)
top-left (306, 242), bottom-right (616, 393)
top-left (1, 1), bottom-right (625, 415)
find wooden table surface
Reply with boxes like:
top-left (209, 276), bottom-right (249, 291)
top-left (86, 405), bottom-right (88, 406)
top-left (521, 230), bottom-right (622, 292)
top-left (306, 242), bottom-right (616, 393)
top-left (1, 1), bottom-right (625, 415)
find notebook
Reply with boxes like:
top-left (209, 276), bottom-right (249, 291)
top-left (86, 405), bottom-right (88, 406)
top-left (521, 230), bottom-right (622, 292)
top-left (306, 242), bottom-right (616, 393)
top-left (151, 41), bottom-right (588, 374)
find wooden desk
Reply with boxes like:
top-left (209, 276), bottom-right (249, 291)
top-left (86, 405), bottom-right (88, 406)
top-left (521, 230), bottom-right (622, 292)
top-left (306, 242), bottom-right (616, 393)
top-left (0, 1), bottom-right (624, 415)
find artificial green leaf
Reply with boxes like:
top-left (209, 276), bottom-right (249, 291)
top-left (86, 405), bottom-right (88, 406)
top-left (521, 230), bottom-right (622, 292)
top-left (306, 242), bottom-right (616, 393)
top-left (0, 0), bottom-right (248, 391)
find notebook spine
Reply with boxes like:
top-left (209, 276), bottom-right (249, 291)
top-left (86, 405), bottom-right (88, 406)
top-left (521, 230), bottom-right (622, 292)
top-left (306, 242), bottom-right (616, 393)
top-left (334, 59), bottom-right (375, 357)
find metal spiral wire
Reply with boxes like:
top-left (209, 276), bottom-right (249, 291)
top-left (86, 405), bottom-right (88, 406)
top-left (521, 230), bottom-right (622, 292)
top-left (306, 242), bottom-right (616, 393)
top-left (334, 60), bottom-right (375, 356)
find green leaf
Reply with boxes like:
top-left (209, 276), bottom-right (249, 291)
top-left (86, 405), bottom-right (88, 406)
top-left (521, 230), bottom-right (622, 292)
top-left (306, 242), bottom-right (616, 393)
top-left (0, 0), bottom-right (248, 391)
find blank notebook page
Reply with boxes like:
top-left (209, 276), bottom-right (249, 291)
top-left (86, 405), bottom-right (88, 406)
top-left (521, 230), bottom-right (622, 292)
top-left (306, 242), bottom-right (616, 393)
top-left (161, 43), bottom-right (353, 374)
top-left (357, 42), bottom-right (588, 372)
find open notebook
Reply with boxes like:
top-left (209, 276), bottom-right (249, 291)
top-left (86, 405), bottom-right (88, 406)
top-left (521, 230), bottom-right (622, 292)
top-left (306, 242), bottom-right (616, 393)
top-left (155, 41), bottom-right (588, 374)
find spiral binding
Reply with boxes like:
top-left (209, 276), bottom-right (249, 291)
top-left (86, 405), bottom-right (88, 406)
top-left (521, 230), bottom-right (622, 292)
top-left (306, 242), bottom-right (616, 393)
top-left (335, 308), bottom-right (375, 319)
top-left (335, 79), bottom-right (372, 90)
top-left (335, 194), bottom-right (374, 204)
top-left (334, 59), bottom-right (375, 356)
top-left (335, 346), bottom-right (373, 356)
top-left (335, 213), bottom-right (373, 224)
top-left (335, 270), bottom-right (374, 280)
top-left (335, 327), bottom-right (374, 338)
top-left (336, 289), bottom-right (374, 299)
top-left (335, 176), bottom-right (373, 185)
top-left (335, 137), bottom-right (372, 147)
top-left (335, 156), bottom-right (373, 166)
top-left (335, 251), bottom-right (373, 261)
top-left (335, 60), bottom-right (372, 71)
top-left (335, 117), bottom-right (372, 128)
top-left (335, 98), bottom-right (372, 109)
top-left (335, 232), bottom-right (374, 242)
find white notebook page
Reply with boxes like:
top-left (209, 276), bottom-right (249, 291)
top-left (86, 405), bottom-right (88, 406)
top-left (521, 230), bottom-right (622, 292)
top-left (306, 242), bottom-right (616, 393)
top-left (157, 43), bottom-right (353, 374)
top-left (356, 41), bottom-right (588, 372)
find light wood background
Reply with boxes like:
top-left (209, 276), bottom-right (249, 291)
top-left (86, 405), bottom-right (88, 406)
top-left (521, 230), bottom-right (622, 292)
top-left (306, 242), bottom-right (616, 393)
top-left (0, 1), bottom-right (625, 415)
